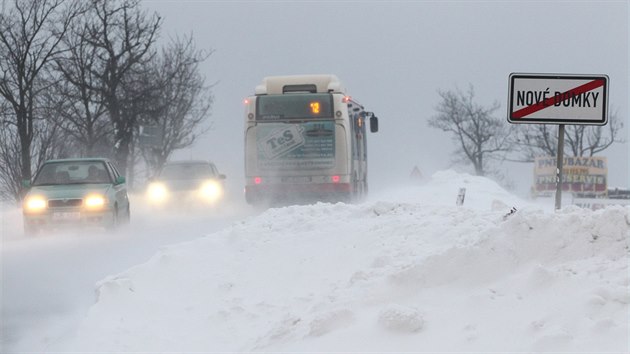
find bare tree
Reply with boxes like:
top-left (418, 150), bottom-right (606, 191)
top-left (140, 35), bottom-right (214, 176)
top-left (0, 101), bottom-right (70, 201)
top-left (53, 19), bottom-right (112, 157)
top-left (429, 85), bottom-right (511, 176)
top-left (0, 0), bottom-right (213, 198)
top-left (81, 0), bottom-right (162, 176)
top-left (0, 0), bottom-right (82, 198)
top-left (0, 126), bottom-right (22, 202)
top-left (510, 110), bottom-right (624, 160)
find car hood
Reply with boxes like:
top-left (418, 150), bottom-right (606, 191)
top-left (28, 184), bottom-right (112, 199)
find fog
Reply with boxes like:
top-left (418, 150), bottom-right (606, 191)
top-left (5, 172), bottom-right (627, 352)
top-left (0, 193), bottom-right (256, 352)
top-left (2, 2), bottom-right (628, 352)
top-left (142, 0), bottom-right (629, 197)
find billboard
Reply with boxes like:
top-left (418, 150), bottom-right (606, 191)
top-left (534, 156), bottom-right (607, 196)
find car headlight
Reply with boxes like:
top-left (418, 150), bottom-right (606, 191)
top-left (147, 182), bottom-right (168, 203)
top-left (199, 180), bottom-right (222, 202)
top-left (24, 195), bottom-right (47, 212)
top-left (85, 194), bottom-right (106, 209)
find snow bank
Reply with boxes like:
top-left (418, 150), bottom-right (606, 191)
top-left (58, 171), bottom-right (629, 352)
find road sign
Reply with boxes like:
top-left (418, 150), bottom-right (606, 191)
top-left (508, 73), bottom-right (609, 125)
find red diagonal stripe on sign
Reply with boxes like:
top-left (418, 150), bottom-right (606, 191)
top-left (512, 79), bottom-right (605, 119)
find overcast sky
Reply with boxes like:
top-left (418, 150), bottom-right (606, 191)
top-left (144, 0), bottom-right (629, 196)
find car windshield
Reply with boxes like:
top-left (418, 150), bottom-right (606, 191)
top-left (159, 164), bottom-right (215, 180)
top-left (33, 161), bottom-right (111, 186)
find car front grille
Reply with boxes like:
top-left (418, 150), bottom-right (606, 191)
top-left (48, 199), bottom-right (83, 208)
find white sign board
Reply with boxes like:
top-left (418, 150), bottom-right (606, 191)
top-left (508, 73), bottom-right (608, 125)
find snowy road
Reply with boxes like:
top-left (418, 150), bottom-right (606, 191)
top-left (0, 196), bottom-right (255, 353)
top-left (1, 173), bottom-right (628, 352)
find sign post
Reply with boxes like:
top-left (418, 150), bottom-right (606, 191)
top-left (554, 125), bottom-right (565, 210)
top-left (507, 73), bottom-right (609, 210)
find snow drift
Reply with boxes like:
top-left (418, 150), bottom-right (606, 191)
top-left (57, 171), bottom-right (629, 352)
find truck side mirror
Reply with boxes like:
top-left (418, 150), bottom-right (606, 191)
top-left (370, 115), bottom-right (379, 133)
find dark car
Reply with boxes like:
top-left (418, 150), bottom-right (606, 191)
top-left (145, 160), bottom-right (226, 208)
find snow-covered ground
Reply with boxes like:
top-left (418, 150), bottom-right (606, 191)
top-left (0, 196), bottom-right (253, 353)
top-left (46, 170), bottom-right (629, 352)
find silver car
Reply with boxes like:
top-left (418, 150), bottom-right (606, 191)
top-left (22, 158), bottom-right (130, 235)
